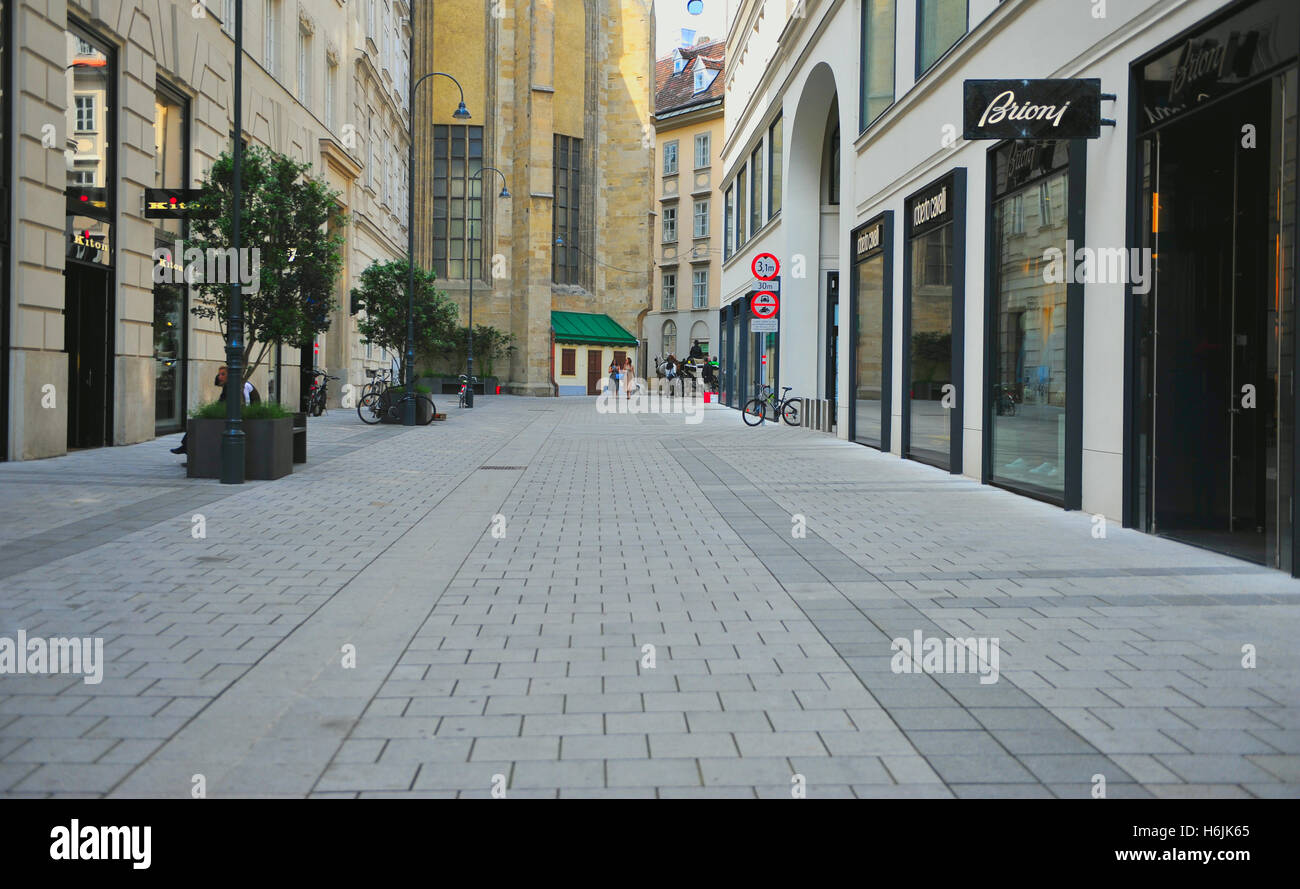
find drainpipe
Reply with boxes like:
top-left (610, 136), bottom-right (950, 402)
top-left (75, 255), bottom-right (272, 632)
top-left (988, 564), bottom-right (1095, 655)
top-left (549, 328), bottom-right (559, 397)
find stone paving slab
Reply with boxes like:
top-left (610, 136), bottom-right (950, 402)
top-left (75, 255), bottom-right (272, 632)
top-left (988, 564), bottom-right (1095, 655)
top-left (1, 397), bottom-right (1299, 798)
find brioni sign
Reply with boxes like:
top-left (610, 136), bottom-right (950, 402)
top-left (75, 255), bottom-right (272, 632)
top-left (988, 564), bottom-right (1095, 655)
top-left (963, 79), bottom-right (1102, 140)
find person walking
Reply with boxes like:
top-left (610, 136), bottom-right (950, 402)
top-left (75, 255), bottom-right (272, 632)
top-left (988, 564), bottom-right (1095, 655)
top-left (620, 355), bottom-right (635, 399)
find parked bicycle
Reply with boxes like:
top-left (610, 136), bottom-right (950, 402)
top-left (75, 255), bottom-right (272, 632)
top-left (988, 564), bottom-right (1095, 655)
top-left (361, 367), bottom-right (394, 401)
top-left (307, 370), bottom-right (339, 417)
top-left (743, 383), bottom-right (800, 427)
top-left (357, 386), bottom-right (436, 425)
top-left (458, 374), bottom-right (479, 409)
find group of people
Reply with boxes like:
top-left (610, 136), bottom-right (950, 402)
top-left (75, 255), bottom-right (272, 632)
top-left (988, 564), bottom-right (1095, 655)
top-left (607, 354), bottom-right (637, 397)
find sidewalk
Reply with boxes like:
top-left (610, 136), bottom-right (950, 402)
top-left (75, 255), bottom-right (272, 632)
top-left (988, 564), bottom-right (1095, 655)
top-left (1, 397), bottom-right (1297, 798)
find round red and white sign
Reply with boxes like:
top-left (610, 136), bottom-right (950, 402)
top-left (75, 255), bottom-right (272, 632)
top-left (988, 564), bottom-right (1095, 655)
top-left (751, 253), bottom-right (780, 281)
top-left (751, 290), bottom-right (779, 318)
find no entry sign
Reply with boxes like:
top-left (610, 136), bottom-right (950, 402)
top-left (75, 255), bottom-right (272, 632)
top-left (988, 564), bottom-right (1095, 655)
top-left (751, 253), bottom-right (779, 280)
top-left (751, 290), bottom-right (778, 318)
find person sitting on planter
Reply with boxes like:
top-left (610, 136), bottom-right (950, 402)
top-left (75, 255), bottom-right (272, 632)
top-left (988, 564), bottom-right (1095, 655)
top-left (171, 366), bottom-right (261, 455)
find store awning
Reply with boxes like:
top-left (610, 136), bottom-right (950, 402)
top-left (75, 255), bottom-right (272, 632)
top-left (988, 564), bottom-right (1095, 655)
top-left (551, 311), bottom-right (638, 347)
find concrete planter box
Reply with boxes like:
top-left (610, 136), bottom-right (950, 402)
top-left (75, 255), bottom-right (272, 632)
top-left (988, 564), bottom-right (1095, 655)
top-left (186, 418), bottom-right (225, 479)
top-left (423, 376), bottom-right (496, 396)
top-left (244, 417), bottom-right (293, 480)
top-left (186, 416), bottom-right (293, 480)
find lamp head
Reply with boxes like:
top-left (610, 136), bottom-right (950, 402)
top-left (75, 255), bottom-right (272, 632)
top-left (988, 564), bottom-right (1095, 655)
top-left (453, 101), bottom-right (471, 120)
top-left (499, 186), bottom-right (511, 199)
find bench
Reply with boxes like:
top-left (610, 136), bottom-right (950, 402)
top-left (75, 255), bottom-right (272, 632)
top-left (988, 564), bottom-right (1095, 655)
top-left (292, 412), bottom-right (307, 463)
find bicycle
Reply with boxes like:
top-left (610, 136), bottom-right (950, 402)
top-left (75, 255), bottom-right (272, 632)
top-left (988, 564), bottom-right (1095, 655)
top-left (361, 367), bottom-right (394, 401)
top-left (307, 370), bottom-right (339, 417)
top-left (743, 384), bottom-right (800, 427)
top-left (457, 374), bottom-right (479, 408)
top-left (357, 386), bottom-right (437, 425)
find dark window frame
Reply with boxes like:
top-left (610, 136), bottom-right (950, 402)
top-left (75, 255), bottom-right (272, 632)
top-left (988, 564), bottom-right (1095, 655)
top-left (431, 123), bottom-right (485, 280)
top-left (552, 133), bottom-right (582, 285)
top-left (914, 0), bottom-right (969, 79)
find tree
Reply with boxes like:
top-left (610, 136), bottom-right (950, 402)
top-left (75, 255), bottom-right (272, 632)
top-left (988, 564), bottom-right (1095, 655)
top-left (437, 325), bottom-right (517, 377)
top-left (188, 145), bottom-right (346, 382)
top-left (351, 259), bottom-right (460, 369)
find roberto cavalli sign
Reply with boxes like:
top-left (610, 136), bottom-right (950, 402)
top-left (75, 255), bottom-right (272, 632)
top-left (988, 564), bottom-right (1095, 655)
top-left (963, 79), bottom-right (1102, 140)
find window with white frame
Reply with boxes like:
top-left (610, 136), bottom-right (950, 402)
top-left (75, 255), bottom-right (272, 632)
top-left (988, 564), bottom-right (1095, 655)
top-left (297, 26), bottom-right (311, 107)
top-left (662, 319), bottom-right (677, 355)
top-left (693, 199), bottom-right (709, 239)
top-left (694, 132), bottom-right (710, 168)
top-left (325, 60), bottom-right (336, 130)
top-left (264, 0), bottom-right (279, 75)
top-left (662, 272), bottom-right (677, 310)
top-left (222, 0), bottom-right (235, 35)
top-left (74, 95), bottom-right (95, 132)
top-left (662, 205), bottom-right (677, 243)
top-left (367, 0), bottom-right (377, 41)
top-left (663, 140), bottom-right (678, 175)
top-left (723, 185), bottom-right (734, 260)
top-left (692, 270), bottom-right (708, 309)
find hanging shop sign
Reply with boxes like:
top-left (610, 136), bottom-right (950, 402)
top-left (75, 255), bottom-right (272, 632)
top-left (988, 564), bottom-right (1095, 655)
top-left (963, 79), bottom-right (1102, 140)
top-left (144, 187), bottom-right (205, 219)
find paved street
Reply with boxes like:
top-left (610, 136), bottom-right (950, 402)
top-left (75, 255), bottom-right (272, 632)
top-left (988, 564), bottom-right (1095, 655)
top-left (1, 396), bottom-right (1298, 798)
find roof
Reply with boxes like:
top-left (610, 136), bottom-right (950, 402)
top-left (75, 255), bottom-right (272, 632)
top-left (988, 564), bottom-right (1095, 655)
top-left (551, 311), bottom-right (638, 347)
top-left (654, 40), bottom-right (726, 117)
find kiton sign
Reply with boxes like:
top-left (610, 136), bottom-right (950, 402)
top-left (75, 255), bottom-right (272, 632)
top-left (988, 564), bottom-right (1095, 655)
top-left (963, 79), bottom-right (1102, 140)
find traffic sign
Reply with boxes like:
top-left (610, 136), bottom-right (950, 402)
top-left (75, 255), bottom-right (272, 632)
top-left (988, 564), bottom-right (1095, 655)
top-left (752, 253), bottom-right (779, 281)
top-left (750, 318), bottom-right (778, 333)
top-left (751, 290), bottom-right (778, 318)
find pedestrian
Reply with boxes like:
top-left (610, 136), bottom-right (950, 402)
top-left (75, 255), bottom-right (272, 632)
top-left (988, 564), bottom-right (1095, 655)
top-left (621, 355), bottom-right (635, 398)
top-left (608, 358), bottom-right (619, 396)
top-left (171, 365), bottom-right (261, 455)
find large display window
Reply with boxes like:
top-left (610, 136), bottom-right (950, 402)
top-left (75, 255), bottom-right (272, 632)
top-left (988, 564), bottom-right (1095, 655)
top-left (850, 213), bottom-right (891, 449)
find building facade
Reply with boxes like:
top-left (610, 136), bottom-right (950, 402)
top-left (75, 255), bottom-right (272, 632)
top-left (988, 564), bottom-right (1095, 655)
top-left (649, 36), bottom-right (724, 369)
top-left (720, 0), bottom-right (1300, 575)
top-left (2, 0), bottom-right (408, 461)
top-left (412, 0), bottom-right (654, 395)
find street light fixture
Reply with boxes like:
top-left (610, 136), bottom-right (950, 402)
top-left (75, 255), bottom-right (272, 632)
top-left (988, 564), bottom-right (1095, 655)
top-left (404, 59), bottom-right (470, 425)
top-left (221, 0), bottom-right (246, 484)
top-left (464, 167), bottom-right (510, 408)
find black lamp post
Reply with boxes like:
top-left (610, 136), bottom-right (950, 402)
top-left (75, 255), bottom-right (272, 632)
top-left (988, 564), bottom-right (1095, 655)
top-left (405, 16), bottom-right (469, 424)
top-left (221, 0), bottom-right (246, 484)
top-left (465, 167), bottom-right (509, 408)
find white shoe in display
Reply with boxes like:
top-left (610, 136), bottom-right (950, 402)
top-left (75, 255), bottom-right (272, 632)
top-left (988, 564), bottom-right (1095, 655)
top-left (1029, 462), bottom-right (1055, 475)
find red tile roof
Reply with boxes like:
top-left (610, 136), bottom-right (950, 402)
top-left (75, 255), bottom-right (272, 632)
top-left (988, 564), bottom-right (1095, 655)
top-left (655, 40), bottom-right (725, 117)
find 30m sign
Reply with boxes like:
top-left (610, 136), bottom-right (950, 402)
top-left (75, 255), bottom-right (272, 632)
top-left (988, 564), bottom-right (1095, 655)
top-left (963, 79), bottom-right (1102, 140)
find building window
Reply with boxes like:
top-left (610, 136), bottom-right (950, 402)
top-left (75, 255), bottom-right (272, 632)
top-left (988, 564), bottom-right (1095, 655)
top-left (74, 95), bottom-right (95, 132)
top-left (724, 185), bottom-right (734, 260)
top-left (692, 270), bottom-right (708, 309)
top-left (860, 0), bottom-right (896, 128)
top-left (917, 0), bottom-right (967, 75)
top-left (297, 26), bottom-right (311, 108)
top-left (153, 89), bottom-right (187, 236)
top-left (264, 0), bottom-right (279, 75)
top-left (433, 124), bottom-right (485, 279)
top-left (693, 199), bottom-right (709, 239)
top-left (827, 126), bottom-right (840, 205)
top-left (695, 133), bottom-right (710, 168)
top-left (562, 348), bottom-right (576, 376)
top-left (735, 167), bottom-right (747, 248)
top-left (750, 145), bottom-right (763, 234)
top-left (325, 60), bottom-right (336, 130)
top-left (222, 0), bottom-right (235, 35)
top-left (768, 115), bottom-right (783, 218)
top-left (663, 320), bottom-right (677, 355)
top-left (552, 134), bottom-right (582, 284)
top-left (70, 167), bottom-right (95, 186)
top-left (662, 272), bottom-right (677, 310)
top-left (663, 205), bottom-right (677, 243)
top-left (367, 0), bottom-right (377, 40)
top-left (1038, 180), bottom-right (1054, 227)
top-left (664, 140), bottom-right (679, 175)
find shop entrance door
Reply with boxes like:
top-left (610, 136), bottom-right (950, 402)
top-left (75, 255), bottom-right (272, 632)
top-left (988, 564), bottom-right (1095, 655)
top-left (65, 264), bottom-right (112, 449)
top-left (1144, 78), bottom-right (1281, 564)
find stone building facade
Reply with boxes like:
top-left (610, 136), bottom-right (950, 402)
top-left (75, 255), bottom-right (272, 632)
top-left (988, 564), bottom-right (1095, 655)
top-left (2, 0), bottom-right (409, 460)
top-left (649, 36), bottom-right (724, 369)
top-left (412, 0), bottom-right (654, 395)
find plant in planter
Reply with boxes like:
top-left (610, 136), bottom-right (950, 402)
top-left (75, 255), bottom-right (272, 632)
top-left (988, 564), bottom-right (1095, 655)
top-left (187, 400), bottom-right (294, 480)
top-left (352, 259), bottom-right (458, 393)
top-left (187, 145), bottom-right (347, 388)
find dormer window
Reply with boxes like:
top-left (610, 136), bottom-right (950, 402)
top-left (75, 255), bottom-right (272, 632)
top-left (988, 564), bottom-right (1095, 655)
top-left (692, 63), bottom-right (717, 94)
top-left (673, 50), bottom-right (686, 74)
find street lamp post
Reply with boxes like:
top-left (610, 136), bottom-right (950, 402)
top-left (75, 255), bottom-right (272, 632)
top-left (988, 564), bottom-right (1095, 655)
top-left (221, 0), bottom-right (246, 484)
top-left (465, 167), bottom-right (510, 408)
top-left (405, 17), bottom-right (469, 425)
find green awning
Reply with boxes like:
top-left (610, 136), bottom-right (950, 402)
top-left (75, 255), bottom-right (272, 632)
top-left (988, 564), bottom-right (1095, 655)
top-left (551, 311), bottom-right (638, 347)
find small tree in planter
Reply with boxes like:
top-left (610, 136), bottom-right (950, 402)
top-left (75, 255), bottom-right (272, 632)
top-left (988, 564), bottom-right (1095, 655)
top-left (352, 259), bottom-right (459, 381)
top-left (188, 145), bottom-right (347, 386)
top-left (186, 401), bottom-right (294, 480)
top-left (433, 324), bottom-right (516, 390)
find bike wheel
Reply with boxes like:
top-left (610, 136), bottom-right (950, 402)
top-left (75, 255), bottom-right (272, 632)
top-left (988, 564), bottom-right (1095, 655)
top-left (781, 399), bottom-right (801, 426)
top-left (743, 399), bottom-right (766, 426)
top-left (421, 396), bottom-right (438, 425)
top-left (357, 392), bottom-right (383, 425)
